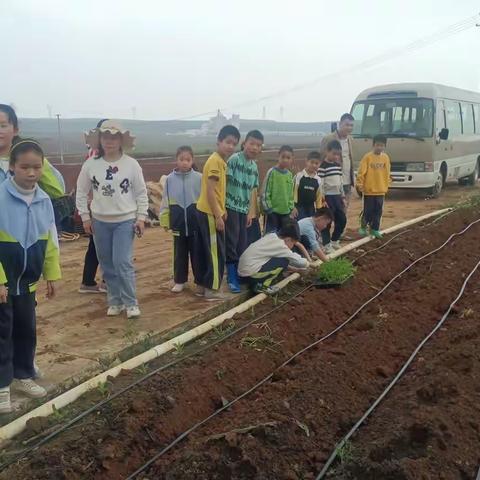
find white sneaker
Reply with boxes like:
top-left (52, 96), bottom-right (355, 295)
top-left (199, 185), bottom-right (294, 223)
top-left (204, 288), bottom-right (225, 302)
top-left (195, 285), bottom-right (205, 297)
top-left (126, 305), bottom-right (141, 319)
top-left (0, 387), bottom-right (12, 414)
top-left (331, 240), bottom-right (341, 249)
top-left (323, 243), bottom-right (335, 254)
top-left (107, 305), bottom-right (125, 316)
top-left (12, 379), bottom-right (47, 398)
top-left (171, 283), bottom-right (185, 293)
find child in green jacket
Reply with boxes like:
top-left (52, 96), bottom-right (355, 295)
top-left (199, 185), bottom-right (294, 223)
top-left (261, 145), bottom-right (295, 233)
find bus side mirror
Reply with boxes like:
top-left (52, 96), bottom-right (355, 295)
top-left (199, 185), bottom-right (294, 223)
top-left (439, 128), bottom-right (449, 141)
top-left (331, 122), bottom-right (337, 133)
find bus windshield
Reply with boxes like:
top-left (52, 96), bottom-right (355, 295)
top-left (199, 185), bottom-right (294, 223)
top-left (351, 98), bottom-right (434, 138)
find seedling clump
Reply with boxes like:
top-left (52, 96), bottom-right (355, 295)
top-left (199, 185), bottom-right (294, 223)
top-left (317, 258), bottom-right (356, 283)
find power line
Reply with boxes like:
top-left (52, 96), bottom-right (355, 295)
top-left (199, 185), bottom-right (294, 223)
top-left (173, 13), bottom-right (479, 121)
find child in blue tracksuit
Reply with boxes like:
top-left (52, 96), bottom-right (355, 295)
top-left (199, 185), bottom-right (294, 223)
top-left (160, 146), bottom-right (202, 293)
top-left (0, 139), bottom-right (61, 414)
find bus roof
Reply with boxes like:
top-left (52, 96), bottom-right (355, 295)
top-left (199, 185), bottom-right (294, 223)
top-left (354, 83), bottom-right (480, 104)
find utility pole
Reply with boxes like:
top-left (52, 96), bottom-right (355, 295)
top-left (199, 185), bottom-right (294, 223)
top-left (56, 114), bottom-right (64, 165)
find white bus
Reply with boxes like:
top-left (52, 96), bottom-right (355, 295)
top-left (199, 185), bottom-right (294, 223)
top-left (350, 83), bottom-right (480, 196)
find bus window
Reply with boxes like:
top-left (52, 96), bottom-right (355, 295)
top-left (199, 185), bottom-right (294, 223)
top-left (461, 103), bottom-right (475, 135)
top-left (474, 104), bottom-right (480, 134)
top-left (436, 99), bottom-right (446, 131)
top-left (350, 98), bottom-right (433, 138)
top-left (444, 100), bottom-right (462, 136)
top-left (351, 103), bottom-right (365, 135)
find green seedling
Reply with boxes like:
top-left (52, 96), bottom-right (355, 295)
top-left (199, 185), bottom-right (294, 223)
top-left (141, 331), bottom-right (155, 350)
top-left (272, 294), bottom-right (279, 306)
top-left (51, 404), bottom-right (66, 421)
top-left (137, 363), bottom-right (149, 375)
top-left (336, 440), bottom-right (356, 466)
top-left (215, 368), bottom-right (227, 380)
top-left (212, 321), bottom-right (236, 339)
top-left (96, 381), bottom-right (110, 398)
top-left (317, 258), bottom-right (356, 283)
top-left (173, 342), bottom-right (185, 355)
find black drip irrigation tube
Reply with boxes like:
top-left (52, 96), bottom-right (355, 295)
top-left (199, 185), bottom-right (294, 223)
top-left (0, 283), bottom-right (311, 473)
top-left (315, 255), bottom-right (480, 479)
top-left (0, 209), bottom-right (455, 474)
top-left (0, 209), bottom-right (447, 471)
top-left (124, 216), bottom-right (480, 480)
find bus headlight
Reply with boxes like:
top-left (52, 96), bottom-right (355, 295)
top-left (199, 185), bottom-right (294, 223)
top-left (424, 162), bottom-right (434, 172)
top-left (406, 163), bottom-right (425, 172)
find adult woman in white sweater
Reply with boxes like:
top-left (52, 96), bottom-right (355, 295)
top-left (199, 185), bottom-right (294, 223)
top-left (76, 121), bottom-right (148, 319)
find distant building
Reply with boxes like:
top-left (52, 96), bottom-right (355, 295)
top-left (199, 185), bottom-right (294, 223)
top-left (201, 110), bottom-right (240, 134)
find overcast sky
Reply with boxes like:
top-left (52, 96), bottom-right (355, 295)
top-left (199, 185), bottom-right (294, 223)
top-left (2, 0), bottom-right (479, 121)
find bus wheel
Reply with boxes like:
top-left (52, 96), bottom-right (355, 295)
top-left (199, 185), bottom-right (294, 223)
top-left (429, 170), bottom-right (445, 198)
top-left (466, 161), bottom-right (479, 186)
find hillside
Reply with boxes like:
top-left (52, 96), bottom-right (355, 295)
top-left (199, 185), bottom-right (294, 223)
top-left (19, 118), bottom-right (332, 157)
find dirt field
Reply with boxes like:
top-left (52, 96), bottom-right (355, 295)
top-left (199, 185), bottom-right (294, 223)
top-left (1, 200), bottom-right (479, 479)
top-left (1, 180), bottom-right (475, 417)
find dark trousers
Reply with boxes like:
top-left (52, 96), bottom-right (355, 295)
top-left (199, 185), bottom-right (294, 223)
top-left (265, 212), bottom-right (290, 233)
top-left (362, 195), bottom-right (384, 231)
top-left (173, 233), bottom-right (200, 284)
top-left (0, 293), bottom-right (36, 388)
top-left (296, 204), bottom-right (315, 221)
top-left (323, 195), bottom-right (347, 243)
top-left (247, 218), bottom-right (262, 246)
top-left (196, 210), bottom-right (226, 290)
top-left (52, 196), bottom-right (75, 233)
top-left (82, 235), bottom-right (99, 286)
top-left (300, 234), bottom-right (312, 253)
top-left (246, 257), bottom-right (289, 290)
top-left (226, 209), bottom-right (248, 264)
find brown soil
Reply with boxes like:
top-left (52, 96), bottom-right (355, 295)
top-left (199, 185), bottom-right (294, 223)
top-left (1, 207), bottom-right (480, 480)
top-left (330, 274), bottom-right (480, 480)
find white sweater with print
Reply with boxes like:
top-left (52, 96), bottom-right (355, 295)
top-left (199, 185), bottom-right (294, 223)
top-left (76, 154), bottom-right (148, 223)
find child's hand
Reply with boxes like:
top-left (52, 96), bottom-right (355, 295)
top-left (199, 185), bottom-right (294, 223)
top-left (341, 197), bottom-right (347, 208)
top-left (215, 216), bottom-right (225, 232)
top-left (46, 281), bottom-right (56, 299)
top-left (246, 215), bottom-right (254, 228)
top-left (83, 220), bottom-right (93, 235)
top-left (134, 220), bottom-right (145, 238)
top-left (290, 208), bottom-right (298, 219)
top-left (0, 285), bottom-right (8, 304)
